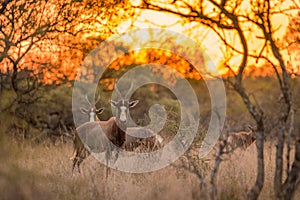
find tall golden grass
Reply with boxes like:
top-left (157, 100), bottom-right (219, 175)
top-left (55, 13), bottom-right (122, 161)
top-left (0, 136), bottom-right (299, 200)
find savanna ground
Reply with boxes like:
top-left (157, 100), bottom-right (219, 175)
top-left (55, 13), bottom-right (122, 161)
top-left (1, 77), bottom-right (300, 200)
top-left (1, 133), bottom-right (300, 200)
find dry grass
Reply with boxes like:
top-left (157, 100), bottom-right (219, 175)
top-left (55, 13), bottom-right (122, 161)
top-left (0, 136), bottom-right (299, 200)
top-left (214, 141), bottom-right (300, 200)
top-left (0, 137), bottom-right (200, 200)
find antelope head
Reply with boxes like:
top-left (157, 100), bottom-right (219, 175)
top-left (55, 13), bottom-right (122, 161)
top-left (248, 125), bottom-right (256, 142)
top-left (80, 94), bottom-right (104, 122)
top-left (110, 81), bottom-right (139, 131)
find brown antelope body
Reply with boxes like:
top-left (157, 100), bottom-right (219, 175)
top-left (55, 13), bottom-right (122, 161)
top-left (72, 117), bottom-right (126, 173)
top-left (70, 95), bottom-right (103, 162)
top-left (71, 82), bottom-right (139, 174)
top-left (227, 126), bottom-right (256, 151)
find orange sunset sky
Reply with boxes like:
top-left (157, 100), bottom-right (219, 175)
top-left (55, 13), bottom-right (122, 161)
top-left (115, 0), bottom-right (298, 76)
top-left (1, 0), bottom-right (299, 84)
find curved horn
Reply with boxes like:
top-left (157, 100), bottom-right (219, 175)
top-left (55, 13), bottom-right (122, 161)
top-left (114, 80), bottom-right (123, 99)
top-left (85, 95), bottom-right (92, 106)
top-left (95, 93), bottom-right (101, 104)
top-left (125, 82), bottom-right (133, 99)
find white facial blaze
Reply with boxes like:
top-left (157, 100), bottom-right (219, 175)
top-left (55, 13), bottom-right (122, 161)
top-left (120, 106), bottom-right (127, 122)
top-left (89, 111), bottom-right (95, 122)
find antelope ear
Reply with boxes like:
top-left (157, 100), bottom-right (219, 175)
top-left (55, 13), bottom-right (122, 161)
top-left (96, 107), bottom-right (104, 114)
top-left (248, 125), bottom-right (255, 132)
top-left (129, 100), bottom-right (139, 108)
top-left (80, 107), bottom-right (89, 114)
top-left (110, 100), bottom-right (118, 107)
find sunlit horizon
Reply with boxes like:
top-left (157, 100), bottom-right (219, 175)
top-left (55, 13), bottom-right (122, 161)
top-left (116, 0), bottom-right (298, 77)
top-left (1, 0), bottom-right (299, 84)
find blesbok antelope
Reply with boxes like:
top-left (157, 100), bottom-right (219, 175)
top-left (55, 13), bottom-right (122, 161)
top-left (70, 95), bottom-right (104, 161)
top-left (111, 83), bottom-right (163, 151)
top-left (111, 82), bottom-right (164, 153)
top-left (71, 82), bottom-right (139, 174)
top-left (227, 125), bottom-right (256, 151)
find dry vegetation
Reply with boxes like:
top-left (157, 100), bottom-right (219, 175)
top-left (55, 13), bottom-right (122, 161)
top-left (1, 0), bottom-right (300, 199)
top-left (1, 133), bottom-right (299, 200)
top-left (0, 136), bottom-right (199, 200)
top-left (0, 77), bottom-right (300, 200)
top-left (215, 142), bottom-right (299, 200)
